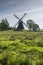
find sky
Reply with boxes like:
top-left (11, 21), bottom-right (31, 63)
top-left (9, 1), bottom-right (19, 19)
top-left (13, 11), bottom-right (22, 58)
top-left (0, 0), bottom-right (43, 29)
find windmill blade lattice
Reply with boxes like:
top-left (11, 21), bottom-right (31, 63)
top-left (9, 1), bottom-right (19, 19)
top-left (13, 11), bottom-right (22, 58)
top-left (23, 22), bottom-right (29, 28)
top-left (14, 14), bottom-right (19, 20)
top-left (14, 21), bottom-right (19, 28)
top-left (20, 13), bottom-right (27, 20)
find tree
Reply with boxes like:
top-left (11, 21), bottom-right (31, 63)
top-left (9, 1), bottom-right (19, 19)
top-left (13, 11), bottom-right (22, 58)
top-left (0, 19), bottom-right (9, 31)
top-left (27, 19), bottom-right (40, 31)
top-left (27, 20), bottom-right (34, 31)
top-left (27, 19), bottom-right (35, 31)
top-left (28, 23), bottom-right (33, 31)
top-left (33, 24), bottom-right (40, 31)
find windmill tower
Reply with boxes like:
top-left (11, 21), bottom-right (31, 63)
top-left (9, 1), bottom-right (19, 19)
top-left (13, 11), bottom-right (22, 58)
top-left (14, 13), bottom-right (28, 31)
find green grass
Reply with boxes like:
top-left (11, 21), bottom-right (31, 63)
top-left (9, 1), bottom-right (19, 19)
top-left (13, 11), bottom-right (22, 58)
top-left (0, 30), bottom-right (43, 65)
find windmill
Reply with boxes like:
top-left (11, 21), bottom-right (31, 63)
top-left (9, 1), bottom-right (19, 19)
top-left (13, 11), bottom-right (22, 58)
top-left (14, 13), bottom-right (28, 31)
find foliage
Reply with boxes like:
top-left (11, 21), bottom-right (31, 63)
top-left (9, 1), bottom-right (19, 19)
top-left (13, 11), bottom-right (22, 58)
top-left (33, 24), bottom-right (40, 31)
top-left (27, 19), bottom-right (40, 31)
top-left (0, 19), bottom-right (9, 31)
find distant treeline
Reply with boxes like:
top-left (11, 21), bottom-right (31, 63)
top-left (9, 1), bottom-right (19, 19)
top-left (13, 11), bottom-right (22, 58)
top-left (0, 18), bottom-right (40, 31)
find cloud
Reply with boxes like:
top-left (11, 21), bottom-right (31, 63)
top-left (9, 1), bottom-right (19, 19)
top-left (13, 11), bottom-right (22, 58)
top-left (0, 0), bottom-right (43, 14)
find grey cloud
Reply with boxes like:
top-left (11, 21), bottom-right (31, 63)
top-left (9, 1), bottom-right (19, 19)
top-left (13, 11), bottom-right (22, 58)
top-left (0, 0), bottom-right (43, 14)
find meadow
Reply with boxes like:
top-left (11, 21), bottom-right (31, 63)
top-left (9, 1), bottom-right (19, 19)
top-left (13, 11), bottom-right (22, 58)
top-left (0, 30), bottom-right (43, 65)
